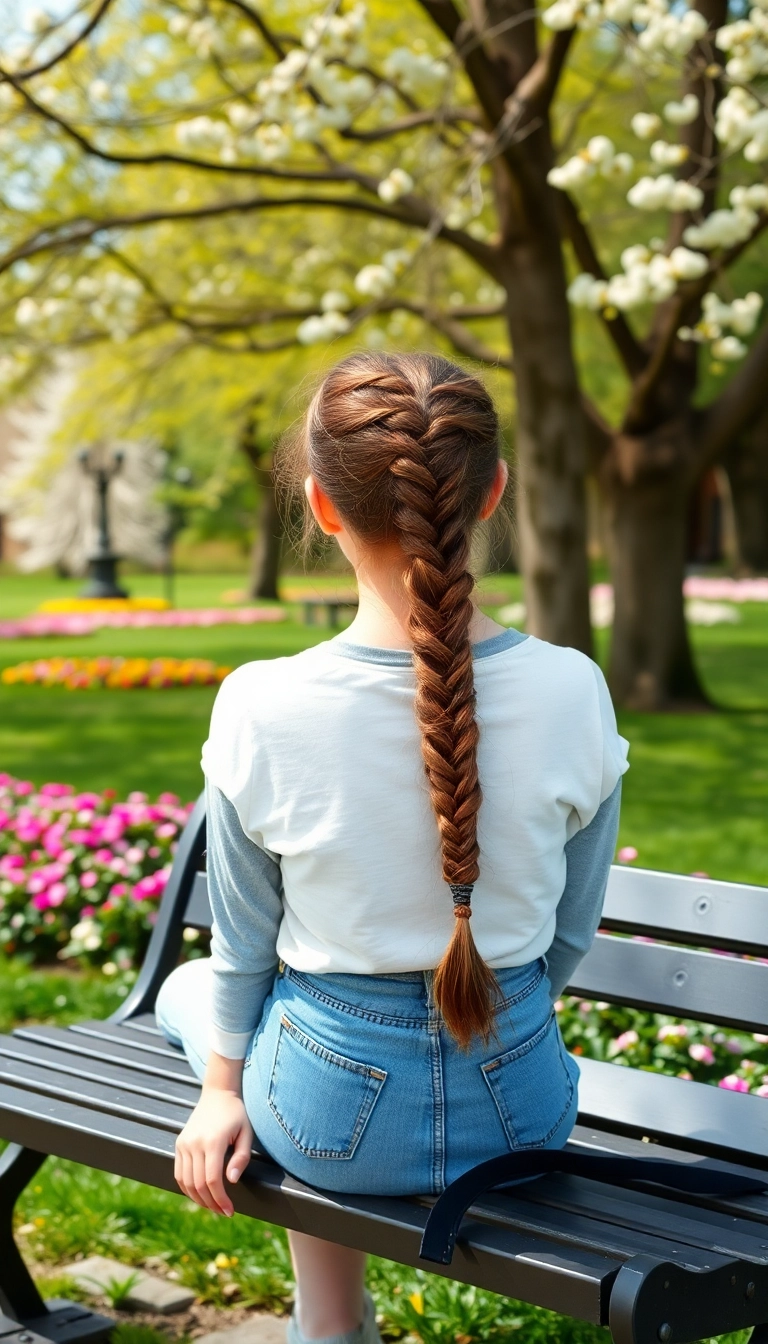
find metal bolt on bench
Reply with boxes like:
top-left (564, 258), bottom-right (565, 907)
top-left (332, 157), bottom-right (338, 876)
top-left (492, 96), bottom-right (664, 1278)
top-left (2, 796), bottom-right (768, 1344)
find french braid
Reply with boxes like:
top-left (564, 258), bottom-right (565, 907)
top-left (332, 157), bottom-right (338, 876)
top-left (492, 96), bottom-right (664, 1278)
top-left (283, 352), bottom-right (502, 1048)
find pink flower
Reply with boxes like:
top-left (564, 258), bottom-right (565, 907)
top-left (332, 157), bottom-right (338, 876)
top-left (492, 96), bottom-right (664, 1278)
top-left (128, 791), bottom-right (148, 804)
top-left (755, 1084), bottom-right (768, 1098)
top-left (148, 845), bottom-right (161, 858)
top-left (613, 1030), bottom-right (639, 1052)
top-left (40, 783), bottom-right (73, 798)
top-left (688, 871), bottom-right (710, 879)
top-left (47, 882), bottom-right (68, 907)
top-left (718, 1075), bottom-right (750, 1092)
top-left (725, 1037), bottom-right (744, 1055)
top-left (753, 1034), bottom-right (768, 1044)
top-left (688, 1043), bottom-right (715, 1065)
top-left (109, 882), bottom-right (128, 898)
top-left (93, 848), bottom-right (114, 865)
top-left (658, 1023), bottom-right (688, 1041)
top-left (677, 1070), bottom-right (693, 1080)
top-left (31, 892), bottom-right (51, 911)
top-left (0, 809), bottom-right (10, 829)
top-left (80, 871), bottom-right (99, 889)
top-left (158, 792), bottom-right (180, 804)
top-left (73, 793), bottom-right (102, 811)
top-left (16, 819), bottom-right (43, 843)
top-left (67, 829), bottom-right (92, 845)
top-left (155, 822), bottom-right (177, 840)
top-left (15, 781), bottom-right (34, 796)
top-left (80, 905), bottom-right (95, 917)
top-left (617, 846), bottom-right (638, 864)
top-left (125, 847), bottom-right (144, 865)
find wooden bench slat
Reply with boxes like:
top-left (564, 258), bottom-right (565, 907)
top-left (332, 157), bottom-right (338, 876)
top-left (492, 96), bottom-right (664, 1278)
top-left (520, 1174), bottom-right (768, 1263)
top-left (0, 1080), bottom-right (618, 1324)
top-left (578, 1058), bottom-right (768, 1164)
top-left (0, 1036), bottom-right (201, 1105)
top-left (124, 1014), bottom-right (164, 1034)
top-left (11, 1026), bottom-right (198, 1081)
top-left (0, 1055), bottom-right (193, 1132)
top-left (602, 867), bottom-right (768, 955)
top-left (69, 1021), bottom-right (187, 1060)
top-left (568, 933), bottom-right (768, 1032)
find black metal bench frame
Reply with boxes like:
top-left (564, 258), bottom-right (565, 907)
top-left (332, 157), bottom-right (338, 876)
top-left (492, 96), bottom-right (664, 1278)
top-left (2, 795), bottom-right (768, 1344)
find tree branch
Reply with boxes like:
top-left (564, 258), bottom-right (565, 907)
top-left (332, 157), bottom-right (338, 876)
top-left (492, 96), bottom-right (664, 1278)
top-left (0, 192), bottom-right (496, 277)
top-left (215, 0), bottom-right (287, 60)
top-left (386, 298), bottom-right (512, 366)
top-left (699, 320), bottom-right (768, 462)
top-left (341, 107), bottom-right (480, 141)
top-left (5, 0), bottom-right (116, 82)
top-left (556, 190), bottom-right (646, 378)
top-left (416, 1), bottom-right (508, 129)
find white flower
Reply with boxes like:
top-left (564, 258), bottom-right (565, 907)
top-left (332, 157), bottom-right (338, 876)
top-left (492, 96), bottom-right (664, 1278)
top-left (711, 335), bottom-right (747, 360)
top-left (377, 168), bottom-right (413, 202)
top-left (88, 79), bottom-right (110, 104)
top-left (168, 14), bottom-right (190, 36)
top-left (664, 94), bottom-right (699, 125)
top-left (631, 112), bottom-right (663, 140)
top-left (542, 0), bottom-right (583, 28)
top-left (382, 249), bottom-right (412, 276)
top-left (730, 183), bottom-right (768, 211)
top-left (547, 155), bottom-right (596, 189)
top-left (228, 103), bottom-right (256, 132)
top-left (354, 264), bottom-right (393, 298)
top-left (728, 292), bottom-right (763, 334)
top-left (567, 273), bottom-right (609, 308)
top-left (601, 151), bottom-right (634, 179)
top-left (321, 290), bottom-right (351, 312)
top-left (668, 245), bottom-right (708, 279)
top-left (668, 179), bottom-right (704, 211)
top-left (587, 135), bottom-right (615, 163)
top-left (716, 89), bottom-right (759, 152)
top-left (15, 298), bottom-right (39, 326)
top-left (175, 116), bottom-right (229, 151)
top-left (383, 48), bottom-right (450, 97)
top-left (297, 310), bottom-right (351, 344)
top-left (83, 935), bottom-right (102, 951)
top-left (650, 140), bottom-right (689, 166)
top-left (745, 109), bottom-right (768, 163)
top-left (603, 0), bottom-right (636, 21)
top-left (683, 207), bottom-right (757, 250)
top-left (607, 269), bottom-right (651, 308)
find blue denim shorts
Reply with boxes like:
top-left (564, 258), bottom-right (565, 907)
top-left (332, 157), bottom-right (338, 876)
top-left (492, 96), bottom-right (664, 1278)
top-left (157, 957), bottom-right (579, 1197)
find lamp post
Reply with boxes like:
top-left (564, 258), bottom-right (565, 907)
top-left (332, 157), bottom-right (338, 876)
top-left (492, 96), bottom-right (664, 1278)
top-left (79, 448), bottom-right (130, 599)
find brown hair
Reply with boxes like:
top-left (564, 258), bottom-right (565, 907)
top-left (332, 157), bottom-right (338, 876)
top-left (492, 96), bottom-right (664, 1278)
top-left (281, 352), bottom-right (502, 1048)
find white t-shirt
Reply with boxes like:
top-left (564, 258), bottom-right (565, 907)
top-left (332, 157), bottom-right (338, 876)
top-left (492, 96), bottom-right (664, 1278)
top-left (201, 628), bottom-right (629, 977)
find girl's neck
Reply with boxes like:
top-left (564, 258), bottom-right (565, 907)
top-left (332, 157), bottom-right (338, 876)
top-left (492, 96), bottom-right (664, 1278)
top-left (341, 554), bottom-right (505, 651)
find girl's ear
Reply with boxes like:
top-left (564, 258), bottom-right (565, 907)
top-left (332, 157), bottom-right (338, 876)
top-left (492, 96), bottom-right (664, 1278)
top-left (479, 459), bottom-right (509, 521)
top-left (305, 475), bottom-right (343, 535)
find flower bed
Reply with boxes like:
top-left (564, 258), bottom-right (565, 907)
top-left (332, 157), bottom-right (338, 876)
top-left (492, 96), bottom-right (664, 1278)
top-left (0, 606), bottom-right (285, 639)
top-left (38, 598), bottom-right (171, 614)
top-left (2, 656), bottom-right (230, 689)
top-left (0, 774), bottom-right (197, 972)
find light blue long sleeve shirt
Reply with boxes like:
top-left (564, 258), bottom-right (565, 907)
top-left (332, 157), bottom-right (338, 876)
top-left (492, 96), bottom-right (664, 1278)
top-left (205, 777), bottom-right (622, 1058)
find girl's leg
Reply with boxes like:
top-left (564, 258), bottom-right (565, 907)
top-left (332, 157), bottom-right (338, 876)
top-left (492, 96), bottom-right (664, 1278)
top-left (288, 1231), bottom-right (367, 1340)
top-left (155, 959), bottom-right (216, 1080)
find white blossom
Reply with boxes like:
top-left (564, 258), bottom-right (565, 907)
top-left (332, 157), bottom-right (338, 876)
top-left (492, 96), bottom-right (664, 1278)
top-left (627, 174), bottom-right (703, 211)
top-left (631, 112), bottom-right (662, 140)
top-left (663, 94), bottom-right (699, 125)
top-left (547, 135), bottom-right (631, 189)
top-left (711, 335), bottom-right (748, 361)
top-left (321, 290), bottom-right (351, 312)
top-left (88, 79), bottom-right (110, 104)
top-left (744, 109), bottom-right (768, 163)
top-left (650, 140), bottom-right (689, 166)
top-left (175, 116), bottom-right (229, 151)
top-left (548, 156), bottom-right (596, 189)
top-left (382, 48), bottom-right (449, 97)
top-left (382, 249), bottom-right (412, 276)
top-left (15, 298), bottom-right (39, 326)
top-left (730, 183), bottom-right (768, 211)
top-left (683, 206), bottom-right (757, 250)
top-left (377, 168), bottom-right (413, 202)
top-left (716, 88), bottom-right (759, 152)
top-left (668, 246), bottom-right (708, 279)
top-left (354, 264), bottom-right (394, 298)
top-left (567, 273), bottom-right (609, 308)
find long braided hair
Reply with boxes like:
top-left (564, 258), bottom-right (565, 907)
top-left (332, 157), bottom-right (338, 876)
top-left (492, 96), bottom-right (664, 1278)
top-left (282, 352), bottom-right (502, 1048)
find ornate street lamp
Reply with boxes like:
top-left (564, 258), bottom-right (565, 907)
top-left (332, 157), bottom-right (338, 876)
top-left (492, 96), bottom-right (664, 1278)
top-left (78, 448), bottom-right (130, 599)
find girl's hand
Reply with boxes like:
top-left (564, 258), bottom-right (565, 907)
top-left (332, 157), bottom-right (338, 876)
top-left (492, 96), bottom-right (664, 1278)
top-left (175, 1088), bottom-right (254, 1216)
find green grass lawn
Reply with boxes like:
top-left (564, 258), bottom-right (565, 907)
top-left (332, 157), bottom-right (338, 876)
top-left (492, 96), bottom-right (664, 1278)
top-left (1, 570), bottom-right (766, 882)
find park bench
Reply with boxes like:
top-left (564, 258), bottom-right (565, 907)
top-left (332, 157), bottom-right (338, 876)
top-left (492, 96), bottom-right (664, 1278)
top-left (1, 796), bottom-right (768, 1344)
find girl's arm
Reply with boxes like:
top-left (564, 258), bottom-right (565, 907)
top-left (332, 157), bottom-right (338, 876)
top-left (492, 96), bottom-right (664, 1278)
top-left (546, 780), bottom-right (622, 1003)
top-left (175, 782), bottom-right (283, 1215)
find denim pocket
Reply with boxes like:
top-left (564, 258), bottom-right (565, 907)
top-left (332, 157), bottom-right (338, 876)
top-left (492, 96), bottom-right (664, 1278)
top-left (480, 1013), bottom-right (574, 1149)
top-left (267, 1014), bottom-right (387, 1159)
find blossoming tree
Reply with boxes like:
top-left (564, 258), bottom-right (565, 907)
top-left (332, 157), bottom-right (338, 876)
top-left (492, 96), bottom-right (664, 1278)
top-left (0, 0), bottom-right (767, 705)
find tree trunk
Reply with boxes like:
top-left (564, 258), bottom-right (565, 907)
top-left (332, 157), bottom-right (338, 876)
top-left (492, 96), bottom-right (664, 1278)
top-left (238, 414), bottom-right (283, 601)
top-left (601, 422), bottom-right (708, 710)
top-left (723, 409), bottom-right (768, 574)
top-left (249, 473), bottom-right (282, 600)
top-left (499, 252), bottom-right (593, 655)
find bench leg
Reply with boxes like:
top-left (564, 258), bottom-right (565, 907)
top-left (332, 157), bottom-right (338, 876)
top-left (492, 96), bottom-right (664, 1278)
top-left (0, 1145), bottom-right (113, 1344)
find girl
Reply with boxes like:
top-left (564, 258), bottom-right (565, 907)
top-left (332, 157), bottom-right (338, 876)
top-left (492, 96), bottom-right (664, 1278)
top-left (157, 352), bottom-right (628, 1344)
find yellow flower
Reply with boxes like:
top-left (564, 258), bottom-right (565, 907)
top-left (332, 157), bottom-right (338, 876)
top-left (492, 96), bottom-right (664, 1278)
top-left (34, 1216), bottom-right (46, 1227)
top-left (214, 1252), bottom-right (231, 1269)
top-left (408, 1292), bottom-right (424, 1315)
